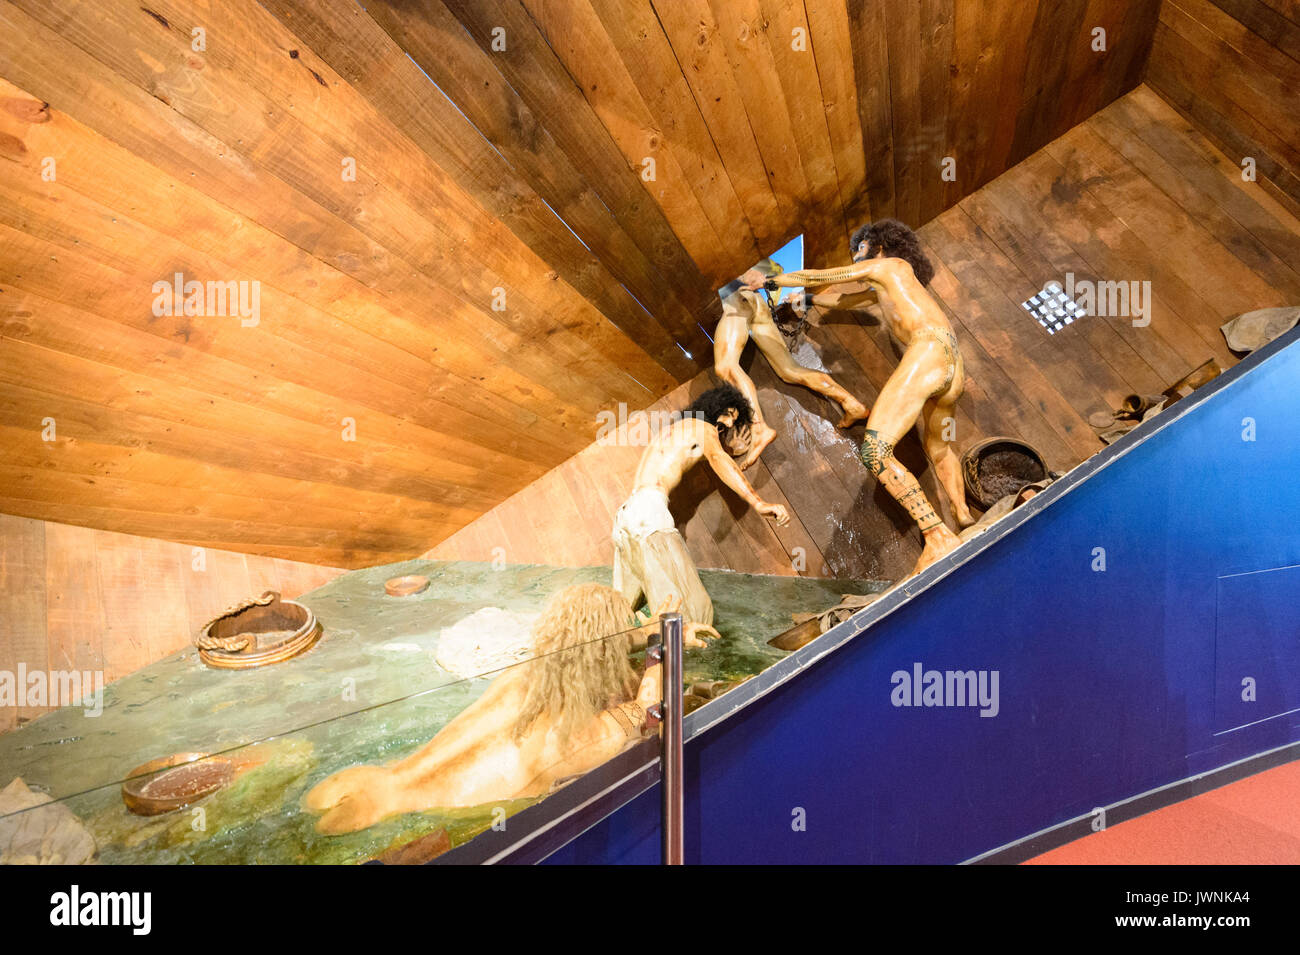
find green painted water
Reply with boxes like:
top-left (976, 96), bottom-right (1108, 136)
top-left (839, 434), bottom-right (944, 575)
top-left (0, 559), bottom-right (884, 864)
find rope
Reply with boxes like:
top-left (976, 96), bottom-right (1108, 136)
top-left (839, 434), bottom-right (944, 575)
top-left (194, 591), bottom-right (279, 652)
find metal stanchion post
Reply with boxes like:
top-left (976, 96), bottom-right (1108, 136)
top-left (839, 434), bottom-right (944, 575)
top-left (658, 611), bottom-right (684, 865)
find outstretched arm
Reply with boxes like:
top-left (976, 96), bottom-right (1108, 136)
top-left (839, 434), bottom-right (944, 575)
top-left (701, 429), bottom-right (790, 526)
top-left (753, 260), bottom-right (891, 290)
top-left (806, 284), bottom-right (879, 312)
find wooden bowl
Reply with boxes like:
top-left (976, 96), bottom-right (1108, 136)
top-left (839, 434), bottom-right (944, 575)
top-left (121, 752), bottom-right (235, 816)
top-left (197, 592), bottom-right (322, 670)
top-left (384, 575), bottom-right (430, 597)
top-left (767, 618), bottom-right (823, 652)
top-left (960, 437), bottom-right (1048, 510)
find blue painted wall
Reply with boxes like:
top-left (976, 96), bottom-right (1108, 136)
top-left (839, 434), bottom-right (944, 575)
top-left (546, 338), bottom-right (1300, 864)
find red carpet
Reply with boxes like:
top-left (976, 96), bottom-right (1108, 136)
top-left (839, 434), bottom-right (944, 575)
top-left (1026, 760), bottom-right (1300, 864)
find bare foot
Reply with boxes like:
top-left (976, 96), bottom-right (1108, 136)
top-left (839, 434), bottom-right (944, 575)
top-left (954, 506), bottom-right (976, 529)
top-left (738, 422), bottom-right (777, 469)
top-left (911, 524), bottom-right (962, 575)
top-left (835, 397), bottom-right (870, 429)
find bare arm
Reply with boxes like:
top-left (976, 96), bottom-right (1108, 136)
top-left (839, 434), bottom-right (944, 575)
top-left (759, 260), bottom-right (892, 290)
top-left (701, 429), bottom-right (790, 525)
top-left (807, 284), bottom-right (879, 312)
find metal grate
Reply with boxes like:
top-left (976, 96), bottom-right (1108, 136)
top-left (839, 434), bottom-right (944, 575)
top-left (1023, 283), bottom-right (1086, 335)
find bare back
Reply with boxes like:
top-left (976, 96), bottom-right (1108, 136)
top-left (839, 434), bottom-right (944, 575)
top-left (631, 416), bottom-right (717, 496)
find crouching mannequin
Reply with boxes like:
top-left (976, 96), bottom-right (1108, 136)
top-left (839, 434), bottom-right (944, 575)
top-left (612, 384), bottom-right (790, 626)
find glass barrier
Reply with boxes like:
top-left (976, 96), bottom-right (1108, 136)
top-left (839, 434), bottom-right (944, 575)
top-left (1, 560), bottom-right (874, 863)
top-left (0, 604), bottom-right (658, 864)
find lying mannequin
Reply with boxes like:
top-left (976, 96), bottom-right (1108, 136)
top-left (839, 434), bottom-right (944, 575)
top-left (305, 584), bottom-right (714, 834)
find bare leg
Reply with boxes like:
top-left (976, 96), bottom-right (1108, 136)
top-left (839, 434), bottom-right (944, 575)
top-left (860, 345), bottom-right (962, 575)
top-left (921, 395), bottom-right (975, 529)
top-left (748, 299), bottom-right (869, 429)
top-left (715, 294), bottom-right (776, 468)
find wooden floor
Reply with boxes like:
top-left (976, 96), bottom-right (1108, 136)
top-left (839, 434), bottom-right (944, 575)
top-left (429, 85), bottom-right (1300, 581)
top-left (0, 514), bottom-right (341, 731)
top-left (1148, 0), bottom-right (1300, 217)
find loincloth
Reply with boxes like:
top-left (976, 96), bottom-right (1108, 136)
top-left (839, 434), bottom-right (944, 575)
top-left (611, 487), bottom-right (713, 625)
top-left (613, 487), bottom-right (676, 542)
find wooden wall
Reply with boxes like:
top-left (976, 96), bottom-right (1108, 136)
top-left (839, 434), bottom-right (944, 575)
top-left (0, 0), bottom-right (1160, 566)
top-left (428, 85), bottom-right (1299, 582)
top-left (1147, 0), bottom-right (1300, 216)
top-left (0, 514), bottom-right (341, 731)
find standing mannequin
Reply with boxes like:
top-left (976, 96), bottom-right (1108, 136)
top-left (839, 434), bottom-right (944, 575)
top-left (751, 220), bottom-right (974, 574)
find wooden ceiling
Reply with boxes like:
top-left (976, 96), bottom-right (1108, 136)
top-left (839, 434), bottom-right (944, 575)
top-left (0, 0), bottom-right (1159, 567)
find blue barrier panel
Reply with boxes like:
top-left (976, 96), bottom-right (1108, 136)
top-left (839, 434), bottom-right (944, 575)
top-left (545, 335), bottom-right (1300, 865)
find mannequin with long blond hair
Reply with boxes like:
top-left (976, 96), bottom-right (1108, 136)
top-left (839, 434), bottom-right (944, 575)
top-left (305, 583), bottom-right (714, 834)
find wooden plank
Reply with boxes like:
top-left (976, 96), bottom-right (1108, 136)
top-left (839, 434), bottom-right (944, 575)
top-left (1009, 0), bottom-right (1091, 165)
top-left (915, 0), bottom-right (955, 225)
top-left (923, 216), bottom-right (1104, 462)
top-left (973, 165), bottom-right (1190, 388)
top-left (43, 522), bottom-right (105, 681)
top-left (915, 240), bottom-right (1081, 471)
top-left (945, 0), bottom-right (1039, 203)
top-left (1205, 0), bottom-right (1300, 61)
top-left (520, 0), bottom-right (750, 279)
top-left (357, 0), bottom-right (714, 359)
top-left (756, 0), bottom-right (847, 240)
top-left (881, 0), bottom-right (926, 227)
top-left (1123, 85), bottom-right (1300, 275)
top-left (584, 0), bottom-right (761, 264)
top-left (137, 535), bottom-right (191, 660)
top-left (0, 420), bottom-right (458, 549)
top-left (0, 340), bottom-right (500, 518)
top-left (703, 0), bottom-right (812, 233)
top-left (649, 0), bottom-right (786, 251)
top-left (956, 191), bottom-right (1165, 404)
top-left (1159, 1), bottom-right (1300, 147)
top-left (0, 6), bottom-right (658, 435)
top-left (93, 529), bottom-right (151, 685)
top-left (990, 150), bottom-right (1232, 375)
top-left (1047, 125), bottom-right (1283, 345)
top-left (0, 83), bottom-right (595, 467)
top-left (803, 0), bottom-right (869, 235)
top-left (845, 0), bottom-right (895, 221)
top-left (1090, 100), bottom-right (1300, 301)
top-left (0, 515), bottom-right (46, 728)
top-left (8, 0), bottom-right (677, 409)
top-left (1146, 39), bottom-right (1300, 214)
top-left (259, 0), bottom-right (694, 378)
top-left (433, 0), bottom-right (720, 332)
top-left (0, 71), bottom-right (597, 456)
top-left (0, 268), bottom-right (567, 484)
top-left (1147, 18), bottom-right (1300, 194)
